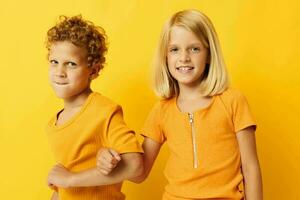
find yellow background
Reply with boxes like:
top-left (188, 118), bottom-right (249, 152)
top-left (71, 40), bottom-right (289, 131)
top-left (0, 0), bottom-right (299, 199)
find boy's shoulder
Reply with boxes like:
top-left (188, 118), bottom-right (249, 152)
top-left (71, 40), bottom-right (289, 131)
top-left (90, 92), bottom-right (122, 113)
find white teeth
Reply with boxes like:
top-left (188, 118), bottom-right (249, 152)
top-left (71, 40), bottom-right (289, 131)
top-left (176, 66), bottom-right (194, 71)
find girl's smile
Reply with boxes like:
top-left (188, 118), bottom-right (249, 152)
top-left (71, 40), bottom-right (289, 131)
top-left (167, 26), bottom-right (209, 88)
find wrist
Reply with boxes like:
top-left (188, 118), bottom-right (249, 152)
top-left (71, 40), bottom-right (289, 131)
top-left (67, 172), bottom-right (77, 187)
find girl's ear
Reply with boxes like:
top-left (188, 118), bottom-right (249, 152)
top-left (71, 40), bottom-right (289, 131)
top-left (89, 64), bottom-right (100, 80)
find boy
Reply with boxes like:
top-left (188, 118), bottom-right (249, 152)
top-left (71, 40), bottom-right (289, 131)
top-left (45, 15), bottom-right (143, 200)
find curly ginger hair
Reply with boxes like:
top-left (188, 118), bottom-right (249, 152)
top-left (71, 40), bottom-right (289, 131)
top-left (46, 15), bottom-right (107, 69)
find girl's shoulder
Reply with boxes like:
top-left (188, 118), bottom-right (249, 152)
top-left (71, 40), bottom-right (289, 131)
top-left (149, 97), bottom-right (175, 114)
top-left (218, 87), bottom-right (245, 101)
top-left (216, 87), bottom-right (249, 110)
top-left (156, 97), bottom-right (175, 108)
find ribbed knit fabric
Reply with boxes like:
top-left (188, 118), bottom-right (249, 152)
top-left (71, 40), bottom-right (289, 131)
top-left (46, 92), bottom-right (143, 200)
top-left (142, 88), bottom-right (256, 200)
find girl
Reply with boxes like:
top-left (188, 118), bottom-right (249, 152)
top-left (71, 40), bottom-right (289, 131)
top-left (97, 9), bottom-right (263, 200)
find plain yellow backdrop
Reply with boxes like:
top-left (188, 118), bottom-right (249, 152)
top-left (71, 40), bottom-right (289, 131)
top-left (0, 0), bottom-right (299, 199)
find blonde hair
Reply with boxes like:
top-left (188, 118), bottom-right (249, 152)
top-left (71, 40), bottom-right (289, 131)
top-left (153, 9), bottom-right (229, 99)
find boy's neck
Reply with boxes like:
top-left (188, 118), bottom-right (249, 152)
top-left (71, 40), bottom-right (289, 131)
top-left (63, 88), bottom-right (92, 110)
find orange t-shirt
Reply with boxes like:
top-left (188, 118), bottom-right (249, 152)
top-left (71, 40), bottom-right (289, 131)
top-left (141, 88), bottom-right (256, 200)
top-left (46, 92), bottom-right (143, 200)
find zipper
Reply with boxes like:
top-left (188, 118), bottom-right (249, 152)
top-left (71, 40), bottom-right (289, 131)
top-left (188, 113), bottom-right (198, 168)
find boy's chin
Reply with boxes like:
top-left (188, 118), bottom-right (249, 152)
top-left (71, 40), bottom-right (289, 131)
top-left (52, 90), bottom-right (72, 100)
top-left (52, 89), bottom-right (90, 100)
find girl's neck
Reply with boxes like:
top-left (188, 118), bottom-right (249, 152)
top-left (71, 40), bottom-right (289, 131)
top-left (177, 83), bottom-right (205, 100)
top-left (63, 88), bottom-right (92, 110)
top-left (176, 85), bottom-right (213, 113)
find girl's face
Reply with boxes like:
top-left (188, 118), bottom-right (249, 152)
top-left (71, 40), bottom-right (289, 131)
top-left (48, 41), bottom-right (92, 100)
top-left (167, 26), bottom-right (209, 88)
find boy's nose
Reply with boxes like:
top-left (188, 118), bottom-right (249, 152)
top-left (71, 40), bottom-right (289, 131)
top-left (55, 65), bottom-right (67, 77)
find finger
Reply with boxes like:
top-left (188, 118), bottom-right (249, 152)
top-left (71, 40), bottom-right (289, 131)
top-left (96, 148), bottom-right (108, 157)
top-left (98, 158), bottom-right (115, 169)
top-left (100, 150), bottom-right (115, 163)
top-left (108, 149), bottom-right (121, 161)
top-left (56, 163), bottom-right (64, 167)
top-left (100, 169), bottom-right (110, 175)
top-left (99, 152), bottom-right (117, 166)
top-left (48, 183), bottom-right (56, 189)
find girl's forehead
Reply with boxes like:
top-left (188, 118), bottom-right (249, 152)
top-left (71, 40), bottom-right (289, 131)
top-left (168, 26), bottom-right (203, 44)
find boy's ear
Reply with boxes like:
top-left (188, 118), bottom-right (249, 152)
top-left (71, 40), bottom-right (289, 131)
top-left (89, 64), bottom-right (100, 80)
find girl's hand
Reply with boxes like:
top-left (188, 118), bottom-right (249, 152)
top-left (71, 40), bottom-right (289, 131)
top-left (96, 148), bottom-right (121, 175)
top-left (48, 164), bottom-right (73, 188)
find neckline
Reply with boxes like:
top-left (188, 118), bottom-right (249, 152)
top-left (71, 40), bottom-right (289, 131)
top-left (173, 95), bottom-right (216, 115)
top-left (50, 92), bottom-right (97, 130)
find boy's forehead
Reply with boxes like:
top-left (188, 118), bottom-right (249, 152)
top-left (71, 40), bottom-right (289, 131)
top-left (49, 41), bottom-right (88, 60)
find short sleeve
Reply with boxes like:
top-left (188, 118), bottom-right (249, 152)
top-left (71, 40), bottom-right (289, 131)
top-left (141, 102), bottom-right (165, 144)
top-left (232, 92), bottom-right (257, 133)
top-left (105, 106), bottom-right (143, 154)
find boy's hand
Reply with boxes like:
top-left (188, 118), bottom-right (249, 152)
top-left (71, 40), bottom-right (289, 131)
top-left (48, 164), bottom-right (73, 188)
top-left (96, 148), bottom-right (121, 175)
top-left (48, 183), bottom-right (58, 191)
top-left (50, 191), bottom-right (59, 200)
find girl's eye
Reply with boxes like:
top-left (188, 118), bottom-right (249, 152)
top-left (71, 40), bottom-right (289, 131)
top-left (169, 48), bottom-right (178, 53)
top-left (191, 47), bottom-right (200, 52)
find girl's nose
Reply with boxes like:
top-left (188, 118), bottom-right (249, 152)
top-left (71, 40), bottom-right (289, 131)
top-left (179, 51), bottom-right (191, 62)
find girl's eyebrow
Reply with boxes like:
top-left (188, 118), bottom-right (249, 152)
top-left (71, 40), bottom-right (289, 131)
top-left (168, 42), bottom-right (203, 47)
top-left (189, 43), bottom-right (202, 46)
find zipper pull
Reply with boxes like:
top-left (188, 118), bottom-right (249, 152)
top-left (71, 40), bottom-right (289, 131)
top-left (188, 113), bottom-right (194, 123)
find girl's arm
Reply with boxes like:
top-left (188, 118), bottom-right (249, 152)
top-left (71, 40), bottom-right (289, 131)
top-left (130, 137), bottom-right (162, 183)
top-left (236, 126), bottom-right (263, 200)
top-left (47, 152), bottom-right (143, 188)
top-left (97, 137), bottom-right (162, 183)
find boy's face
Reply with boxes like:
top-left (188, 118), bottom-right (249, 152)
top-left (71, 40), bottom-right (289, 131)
top-left (48, 41), bottom-right (92, 100)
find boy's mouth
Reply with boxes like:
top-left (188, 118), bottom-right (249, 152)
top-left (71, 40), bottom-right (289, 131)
top-left (54, 81), bottom-right (68, 85)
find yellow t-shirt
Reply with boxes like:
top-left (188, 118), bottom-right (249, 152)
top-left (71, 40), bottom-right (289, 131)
top-left (46, 92), bottom-right (143, 200)
top-left (141, 88), bottom-right (256, 200)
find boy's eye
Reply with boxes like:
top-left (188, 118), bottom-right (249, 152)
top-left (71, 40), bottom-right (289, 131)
top-left (66, 62), bottom-right (77, 68)
top-left (50, 60), bottom-right (58, 65)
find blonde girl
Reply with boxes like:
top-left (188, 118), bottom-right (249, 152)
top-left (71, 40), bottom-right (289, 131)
top-left (97, 9), bottom-right (263, 200)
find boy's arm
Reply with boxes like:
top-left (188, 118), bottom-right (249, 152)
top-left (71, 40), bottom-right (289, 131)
top-left (236, 126), bottom-right (263, 200)
top-left (97, 137), bottom-right (162, 183)
top-left (48, 152), bottom-right (143, 188)
top-left (50, 191), bottom-right (58, 200)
